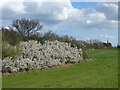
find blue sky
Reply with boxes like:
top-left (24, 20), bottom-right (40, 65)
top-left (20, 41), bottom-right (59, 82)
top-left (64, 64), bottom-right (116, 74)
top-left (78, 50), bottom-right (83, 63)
top-left (1, 1), bottom-right (118, 46)
top-left (72, 2), bottom-right (98, 9)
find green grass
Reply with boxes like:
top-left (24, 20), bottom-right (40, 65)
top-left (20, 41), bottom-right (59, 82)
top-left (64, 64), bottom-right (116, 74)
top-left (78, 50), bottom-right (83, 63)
top-left (2, 49), bottom-right (118, 88)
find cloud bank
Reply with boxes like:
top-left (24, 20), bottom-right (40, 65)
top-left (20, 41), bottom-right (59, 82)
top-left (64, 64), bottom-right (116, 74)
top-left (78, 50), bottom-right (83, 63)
top-left (0, 0), bottom-right (118, 30)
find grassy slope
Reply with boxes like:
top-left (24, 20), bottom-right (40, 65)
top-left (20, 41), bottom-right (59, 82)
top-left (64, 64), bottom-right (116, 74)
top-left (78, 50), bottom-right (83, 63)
top-left (3, 49), bottom-right (118, 88)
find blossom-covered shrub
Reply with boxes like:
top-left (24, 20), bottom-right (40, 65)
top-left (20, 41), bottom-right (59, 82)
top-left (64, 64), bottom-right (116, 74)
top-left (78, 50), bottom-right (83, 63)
top-left (2, 40), bottom-right (83, 73)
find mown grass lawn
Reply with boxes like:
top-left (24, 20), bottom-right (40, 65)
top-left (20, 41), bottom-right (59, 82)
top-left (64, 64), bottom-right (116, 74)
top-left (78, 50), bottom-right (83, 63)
top-left (3, 49), bottom-right (118, 88)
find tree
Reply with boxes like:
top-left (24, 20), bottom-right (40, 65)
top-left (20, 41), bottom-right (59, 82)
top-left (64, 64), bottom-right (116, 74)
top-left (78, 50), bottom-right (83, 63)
top-left (12, 18), bottom-right (43, 37)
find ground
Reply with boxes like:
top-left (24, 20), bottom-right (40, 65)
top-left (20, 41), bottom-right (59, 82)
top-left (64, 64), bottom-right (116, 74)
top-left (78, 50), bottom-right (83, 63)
top-left (2, 49), bottom-right (118, 88)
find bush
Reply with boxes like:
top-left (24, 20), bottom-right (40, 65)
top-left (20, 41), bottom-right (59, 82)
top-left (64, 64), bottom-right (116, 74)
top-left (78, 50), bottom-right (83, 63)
top-left (42, 31), bottom-right (60, 42)
top-left (22, 32), bottom-right (43, 42)
top-left (2, 27), bottom-right (88, 59)
top-left (2, 27), bottom-right (22, 46)
top-left (2, 42), bottom-right (22, 60)
top-left (84, 39), bottom-right (112, 49)
top-left (42, 31), bottom-right (87, 59)
top-left (42, 31), bottom-right (84, 48)
top-left (2, 40), bottom-right (84, 73)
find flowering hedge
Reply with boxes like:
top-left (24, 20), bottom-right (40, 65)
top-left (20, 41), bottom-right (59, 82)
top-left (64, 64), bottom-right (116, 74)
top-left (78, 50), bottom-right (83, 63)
top-left (2, 40), bottom-right (83, 73)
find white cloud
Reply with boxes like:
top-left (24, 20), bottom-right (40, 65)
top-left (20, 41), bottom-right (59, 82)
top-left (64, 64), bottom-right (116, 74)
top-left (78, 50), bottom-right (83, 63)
top-left (87, 12), bottom-right (106, 22)
top-left (1, 0), bottom-right (26, 13)
top-left (86, 20), bottom-right (93, 25)
top-left (0, 1), bottom-right (118, 31)
top-left (63, 9), bottom-right (117, 30)
top-left (20, 1), bottom-right (82, 25)
top-left (100, 34), bottom-right (114, 39)
top-left (95, 2), bottom-right (118, 20)
top-left (84, 37), bottom-right (91, 40)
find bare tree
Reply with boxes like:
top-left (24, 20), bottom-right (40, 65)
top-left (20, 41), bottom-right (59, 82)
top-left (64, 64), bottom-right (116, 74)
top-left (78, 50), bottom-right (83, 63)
top-left (12, 18), bottom-right (43, 37)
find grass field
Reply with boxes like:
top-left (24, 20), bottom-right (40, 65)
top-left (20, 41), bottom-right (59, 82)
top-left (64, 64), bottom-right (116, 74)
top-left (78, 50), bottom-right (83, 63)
top-left (2, 49), bottom-right (118, 88)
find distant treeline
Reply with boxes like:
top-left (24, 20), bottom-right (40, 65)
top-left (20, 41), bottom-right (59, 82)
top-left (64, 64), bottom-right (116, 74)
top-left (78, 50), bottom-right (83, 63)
top-left (1, 18), bottom-right (115, 49)
top-left (2, 27), bottom-right (113, 49)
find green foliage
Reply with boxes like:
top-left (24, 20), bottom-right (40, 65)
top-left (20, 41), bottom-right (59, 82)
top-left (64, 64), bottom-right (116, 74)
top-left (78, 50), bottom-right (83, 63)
top-left (82, 48), bottom-right (88, 59)
top-left (22, 32), bottom-right (43, 42)
top-left (2, 27), bottom-right (22, 46)
top-left (2, 27), bottom-right (22, 60)
top-left (2, 42), bottom-right (22, 60)
top-left (42, 31), bottom-right (60, 41)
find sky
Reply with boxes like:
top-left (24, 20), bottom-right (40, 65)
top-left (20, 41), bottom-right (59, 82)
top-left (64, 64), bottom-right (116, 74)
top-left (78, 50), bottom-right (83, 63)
top-left (0, 0), bottom-right (118, 46)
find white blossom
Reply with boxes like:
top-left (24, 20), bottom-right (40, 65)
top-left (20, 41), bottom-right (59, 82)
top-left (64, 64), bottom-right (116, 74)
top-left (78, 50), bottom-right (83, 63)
top-left (2, 40), bottom-right (83, 73)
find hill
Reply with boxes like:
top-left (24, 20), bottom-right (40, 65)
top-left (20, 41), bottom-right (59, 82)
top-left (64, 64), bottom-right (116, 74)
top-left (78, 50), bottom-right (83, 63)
top-left (3, 49), bottom-right (118, 88)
